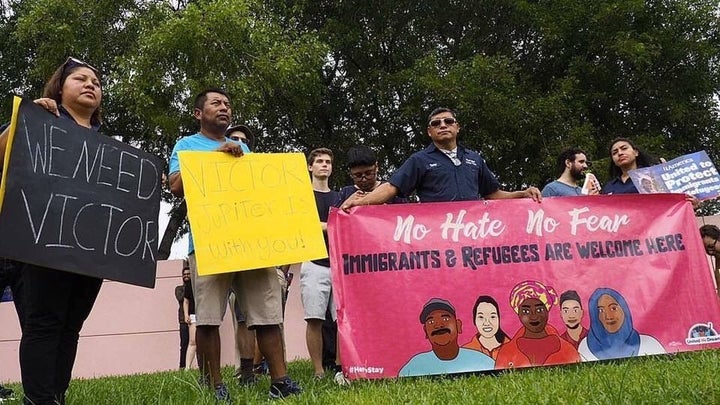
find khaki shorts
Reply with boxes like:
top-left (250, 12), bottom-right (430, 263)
top-left (188, 254), bottom-right (282, 328)
top-left (300, 261), bottom-right (336, 321)
top-left (233, 268), bottom-right (288, 323)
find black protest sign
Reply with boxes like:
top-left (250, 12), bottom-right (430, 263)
top-left (0, 97), bottom-right (161, 288)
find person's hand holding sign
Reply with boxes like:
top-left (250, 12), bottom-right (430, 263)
top-left (33, 97), bottom-right (61, 117)
top-left (216, 141), bottom-right (244, 157)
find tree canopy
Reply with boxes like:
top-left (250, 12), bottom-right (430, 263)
top-left (0, 0), bottom-right (718, 211)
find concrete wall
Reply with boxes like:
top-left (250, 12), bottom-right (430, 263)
top-left (0, 260), bottom-right (308, 383)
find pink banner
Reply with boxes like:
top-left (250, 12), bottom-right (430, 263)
top-left (328, 194), bottom-right (720, 379)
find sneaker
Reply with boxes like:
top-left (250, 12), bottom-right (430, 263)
top-left (253, 360), bottom-right (269, 375)
top-left (214, 383), bottom-right (232, 403)
top-left (269, 376), bottom-right (302, 399)
top-left (0, 385), bottom-right (14, 402)
top-left (237, 373), bottom-right (259, 386)
top-left (334, 371), bottom-right (350, 386)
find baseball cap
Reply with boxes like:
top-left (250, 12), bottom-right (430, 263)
top-left (419, 298), bottom-right (456, 323)
top-left (225, 124), bottom-right (255, 149)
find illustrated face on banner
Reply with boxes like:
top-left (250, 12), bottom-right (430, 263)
top-left (598, 294), bottom-right (626, 333)
top-left (561, 299), bottom-right (583, 329)
top-left (474, 302), bottom-right (500, 338)
top-left (519, 298), bottom-right (548, 334)
top-left (423, 309), bottom-right (462, 346)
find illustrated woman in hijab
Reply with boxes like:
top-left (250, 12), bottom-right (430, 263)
top-left (578, 288), bottom-right (665, 361)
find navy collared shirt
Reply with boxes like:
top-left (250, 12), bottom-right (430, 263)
top-left (602, 176), bottom-right (638, 195)
top-left (389, 143), bottom-right (500, 202)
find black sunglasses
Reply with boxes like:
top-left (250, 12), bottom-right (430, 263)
top-left (63, 57), bottom-right (99, 75)
top-left (429, 117), bottom-right (457, 127)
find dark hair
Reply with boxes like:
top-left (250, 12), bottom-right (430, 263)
top-left (307, 147), bottom-right (333, 165)
top-left (700, 224), bottom-right (720, 240)
top-left (559, 290), bottom-right (582, 308)
top-left (472, 295), bottom-right (509, 344)
top-left (42, 60), bottom-right (102, 126)
top-left (555, 147), bottom-right (586, 177)
top-left (346, 146), bottom-right (377, 169)
top-left (427, 107), bottom-right (456, 124)
top-left (607, 137), bottom-right (658, 179)
top-left (182, 258), bottom-right (190, 271)
top-left (194, 88), bottom-right (231, 111)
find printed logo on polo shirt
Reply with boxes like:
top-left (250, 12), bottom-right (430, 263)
top-left (465, 158), bottom-right (478, 166)
top-left (428, 163), bottom-right (439, 168)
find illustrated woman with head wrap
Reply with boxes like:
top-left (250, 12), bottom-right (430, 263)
top-left (495, 281), bottom-right (580, 368)
top-left (577, 288), bottom-right (665, 361)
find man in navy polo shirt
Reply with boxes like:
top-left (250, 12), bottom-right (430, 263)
top-left (341, 107), bottom-right (541, 208)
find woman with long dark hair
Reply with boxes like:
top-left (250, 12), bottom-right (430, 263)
top-left (602, 137), bottom-right (659, 195)
top-left (0, 57), bottom-right (104, 405)
top-left (462, 295), bottom-right (509, 360)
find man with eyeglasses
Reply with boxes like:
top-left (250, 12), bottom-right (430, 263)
top-left (337, 146), bottom-right (407, 204)
top-left (699, 224), bottom-right (720, 297)
top-left (226, 124), bottom-right (255, 150)
top-left (341, 107), bottom-right (541, 210)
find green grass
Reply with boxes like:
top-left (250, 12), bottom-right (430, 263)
top-left (4, 350), bottom-right (720, 404)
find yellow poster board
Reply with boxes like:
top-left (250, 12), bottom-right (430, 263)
top-left (0, 96), bottom-right (22, 212)
top-left (178, 151), bottom-right (326, 275)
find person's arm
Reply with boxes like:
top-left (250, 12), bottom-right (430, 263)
top-left (183, 297), bottom-right (191, 323)
top-left (169, 172), bottom-right (184, 197)
top-left (341, 182), bottom-right (399, 211)
top-left (485, 186), bottom-right (542, 202)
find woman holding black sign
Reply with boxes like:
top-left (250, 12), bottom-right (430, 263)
top-left (0, 57), bottom-right (104, 405)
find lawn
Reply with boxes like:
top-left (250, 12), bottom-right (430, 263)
top-left (3, 350), bottom-right (720, 404)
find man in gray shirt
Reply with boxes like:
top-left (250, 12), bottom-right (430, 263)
top-left (542, 147), bottom-right (599, 197)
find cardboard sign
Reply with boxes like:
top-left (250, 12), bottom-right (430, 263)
top-left (329, 195), bottom-right (720, 379)
top-left (179, 151), bottom-right (326, 275)
top-left (0, 97), bottom-right (162, 288)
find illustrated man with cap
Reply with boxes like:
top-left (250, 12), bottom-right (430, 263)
top-left (398, 298), bottom-right (495, 377)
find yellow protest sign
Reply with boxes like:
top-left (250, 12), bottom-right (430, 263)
top-left (178, 151), bottom-right (327, 275)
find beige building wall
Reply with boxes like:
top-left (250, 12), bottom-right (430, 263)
top-left (0, 260), bottom-right (308, 383)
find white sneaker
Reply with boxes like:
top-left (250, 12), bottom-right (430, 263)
top-left (334, 371), bottom-right (350, 386)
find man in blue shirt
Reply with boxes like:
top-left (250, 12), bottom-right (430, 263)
top-left (341, 107), bottom-right (541, 209)
top-left (168, 88), bottom-right (301, 401)
top-left (399, 298), bottom-right (494, 376)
